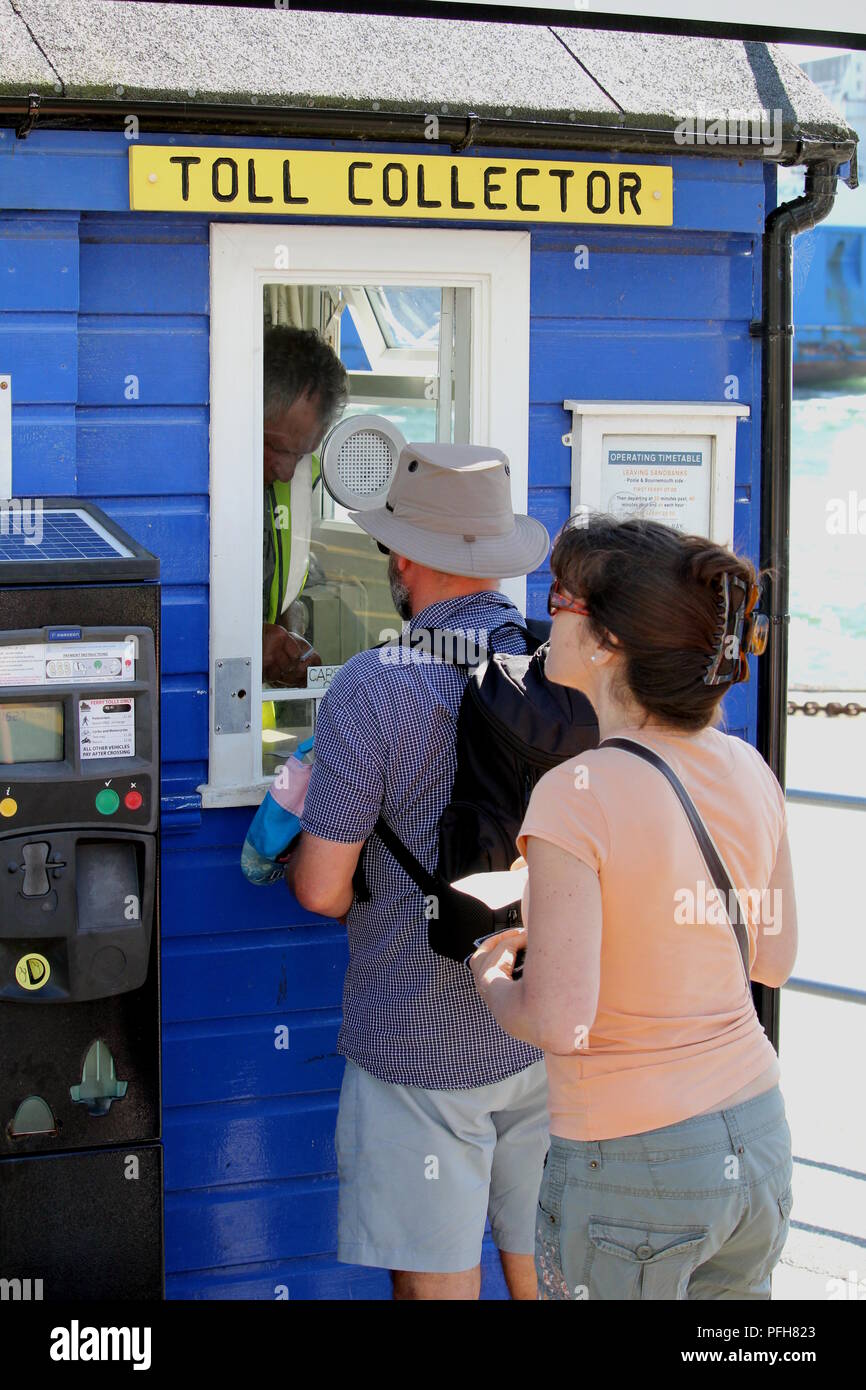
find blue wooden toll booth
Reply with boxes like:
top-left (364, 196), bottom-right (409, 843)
top-left (0, 4), bottom-right (857, 1299)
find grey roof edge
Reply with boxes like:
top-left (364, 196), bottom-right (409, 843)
top-left (0, 0), bottom-right (62, 93)
top-left (0, 1), bottom-right (858, 161)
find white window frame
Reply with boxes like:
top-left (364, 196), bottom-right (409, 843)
top-left (201, 224), bottom-right (531, 808)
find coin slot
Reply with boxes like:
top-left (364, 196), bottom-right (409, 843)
top-left (76, 840), bottom-right (141, 931)
top-left (9, 1094), bottom-right (58, 1138)
top-left (69, 1039), bottom-right (128, 1116)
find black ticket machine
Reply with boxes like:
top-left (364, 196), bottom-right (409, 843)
top-left (0, 625), bottom-right (157, 1002)
top-left (0, 498), bottom-right (163, 1301)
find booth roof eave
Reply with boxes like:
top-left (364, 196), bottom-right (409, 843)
top-left (0, 95), bottom-right (858, 183)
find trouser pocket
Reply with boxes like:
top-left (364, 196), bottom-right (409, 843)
top-left (536, 1196), bottom-right (574, 1300)
top-left (757, 1182), bottom-right (794, 1285)
top-left (535, 1161), bottom-right (578, 1300)
top-left (586, 1219), bottom-right (710, 1300)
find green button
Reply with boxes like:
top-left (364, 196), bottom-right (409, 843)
top-left (95, 788), bottom-right (120, 816)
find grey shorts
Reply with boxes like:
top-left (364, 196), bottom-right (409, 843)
top-left (536, 1084), bottom-right (794, 1300)
top-left (335, 1057), bottom-right (549, 1273)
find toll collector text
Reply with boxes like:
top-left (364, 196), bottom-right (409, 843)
top-left (129, 147), bottom-right (674, 226)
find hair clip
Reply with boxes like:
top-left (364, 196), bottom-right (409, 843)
top-left (703, 574), bottom-right (768, 687)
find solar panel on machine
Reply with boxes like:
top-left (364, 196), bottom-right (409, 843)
top-left (0, 509), bottom-right (131, 563)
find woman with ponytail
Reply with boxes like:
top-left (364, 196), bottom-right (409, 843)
top-left (471, 513), bottom-right (797, 1300)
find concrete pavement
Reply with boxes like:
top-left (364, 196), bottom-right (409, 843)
top-left (770, 745), bottom-right (866, 1301)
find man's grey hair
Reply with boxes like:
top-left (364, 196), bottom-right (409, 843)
top-left (263, 325), bottom-right (349, 429)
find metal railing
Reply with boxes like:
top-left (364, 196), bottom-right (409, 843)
top-left (787, 788), bottom-right (866, 811)
top-left (783, 977), bottom-right (866, 1006)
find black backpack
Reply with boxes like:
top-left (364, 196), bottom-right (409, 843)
top-left (358, 616), bottom-right (599, 964)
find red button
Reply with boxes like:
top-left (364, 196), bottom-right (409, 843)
top-left (124, 790), bottom-right (143, 811)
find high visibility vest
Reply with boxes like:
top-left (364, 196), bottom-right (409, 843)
top-left (265, 453), bottom-right (320, 625)
top-left (263, 453), bottom-right (320, 735)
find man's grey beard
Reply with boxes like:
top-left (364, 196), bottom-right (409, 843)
top-left (388, 553), bottom-right (412, 621)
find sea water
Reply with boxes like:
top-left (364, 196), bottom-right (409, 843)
top-left (790, 383), bottom-right (866, 690)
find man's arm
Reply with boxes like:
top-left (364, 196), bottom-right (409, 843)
top-left (286, 831), bottom-right (365, 920)
top-left (287, 657), bottom-right (387, 919)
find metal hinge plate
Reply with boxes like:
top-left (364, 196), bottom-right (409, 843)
top-left (214, 658), bottom-right (251, 734)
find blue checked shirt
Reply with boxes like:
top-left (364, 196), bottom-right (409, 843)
top-left (300, 590), bottom-right (544, 1090)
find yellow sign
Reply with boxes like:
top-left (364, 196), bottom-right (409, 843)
top-left (130, 147), bottom-right (673, 226)
top-left (15, 952), bottom-right (51, 992)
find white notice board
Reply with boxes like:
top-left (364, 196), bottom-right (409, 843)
top-left (564, 402), bottom-right (750, 547)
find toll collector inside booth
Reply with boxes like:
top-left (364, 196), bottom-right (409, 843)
top-left (261, 327), bottom-right (349, 689)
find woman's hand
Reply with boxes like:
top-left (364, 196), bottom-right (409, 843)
top-left (469, 927), bottom-right (535, 1044)
top-left (470, 926), bottom-right (527, 990)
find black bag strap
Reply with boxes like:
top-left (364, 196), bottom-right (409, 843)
top-left (372, 815), bottom-right (440, 898)
top-left (370, 815), bottom-right (500, 964)
top-left (361, 608), bottom-right (543, 901)
top-left (599, 737), bottom-right (752, 988)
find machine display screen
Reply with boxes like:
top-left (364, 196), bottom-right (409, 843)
top-left (0, 702), bottom-right (64, 764)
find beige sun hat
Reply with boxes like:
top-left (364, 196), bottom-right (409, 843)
top-left (348, 442), bottom-right (550, 579)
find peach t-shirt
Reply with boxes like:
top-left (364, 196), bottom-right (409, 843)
top-left (516, 725), bottom-right (787, 1142)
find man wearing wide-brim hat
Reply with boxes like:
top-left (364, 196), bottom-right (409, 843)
top-left (288, 442), bottom-right (550, 1300)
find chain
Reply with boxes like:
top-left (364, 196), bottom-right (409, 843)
top-left (787, 700), bottom-right (866, 717)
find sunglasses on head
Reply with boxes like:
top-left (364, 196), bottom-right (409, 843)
top-left (547, 578), bottom-right (591, 619)
top-left (704, 577), bottom-right (769, 686)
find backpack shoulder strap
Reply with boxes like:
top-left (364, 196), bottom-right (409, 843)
top-left (465, 610), bottom-right (551, 661)
top-left (599, 737), bottom-right (751, 987)
top-left (524, 616), bottom-right (552, 649)
top-left (372, 815), bottom-right (440, 898)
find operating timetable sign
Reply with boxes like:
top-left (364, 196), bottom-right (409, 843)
top-left (129, 147), bottom-right (674, 226)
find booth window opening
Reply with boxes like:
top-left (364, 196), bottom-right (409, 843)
top-left (259, 280), bottom-right (473, 780)
top-left (203, 224), bottom-right (531, 808)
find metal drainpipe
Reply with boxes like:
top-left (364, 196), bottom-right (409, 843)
top-left (756, 158), bottom-right (842, 1051)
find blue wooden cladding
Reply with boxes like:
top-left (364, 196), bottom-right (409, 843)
top-left (163, 1011), bottom-right (346, 1109)
top-left (0, 126), bottom-right (767, 1300)
top-left (77, 407), bottom-right (210, 496)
